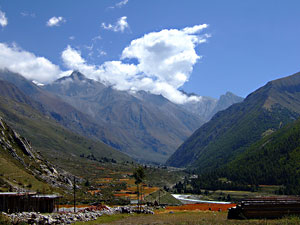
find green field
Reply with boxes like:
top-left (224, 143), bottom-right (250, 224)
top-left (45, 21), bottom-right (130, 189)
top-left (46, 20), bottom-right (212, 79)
top-left (197, 185), bottom-right (282, 203)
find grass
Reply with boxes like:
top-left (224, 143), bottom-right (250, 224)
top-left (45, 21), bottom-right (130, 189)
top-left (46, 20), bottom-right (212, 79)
top-left (194, 185), bottom-right (282, 203)
top-left (145, 189), bottom-right (182, 205)
top-left (75, 211), bottom-right (300, 225)
top-left (0, 146), bottom-right (55, 193)
top-left (74, 214), bottom-right (136, 225)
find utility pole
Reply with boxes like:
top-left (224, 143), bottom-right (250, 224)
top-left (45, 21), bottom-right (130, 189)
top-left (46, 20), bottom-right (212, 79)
top-left (73, 176), bottom-right (76, 213)
top-left (140, 184), bottom-right (143, 210)
top-left (137, 184), bottom-right (140, 212)
top-left (158, 189), bottom-right (160, 206)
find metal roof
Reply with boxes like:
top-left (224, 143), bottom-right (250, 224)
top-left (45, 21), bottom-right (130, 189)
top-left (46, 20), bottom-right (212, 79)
top-left (0, 192), bottom-right (60, 198)
top-left (0, 192), bottom-right (37, 196)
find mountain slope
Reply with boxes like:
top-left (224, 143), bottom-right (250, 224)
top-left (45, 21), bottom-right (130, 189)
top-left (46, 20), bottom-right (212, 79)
top-left (44, 71), bottom-right (204, 163)
top-left (166, 72), bottom-right (300, 171)
top-left (0, 69), bottom-right (241, 164)
top-left (223, 117), bottom-right (300, 194)
top-left (0, 80), bottom-right (132, 175)
top-left (0, 115), bottom-right (72, 192)
top-left (0, 70), bottom-right (113, 141)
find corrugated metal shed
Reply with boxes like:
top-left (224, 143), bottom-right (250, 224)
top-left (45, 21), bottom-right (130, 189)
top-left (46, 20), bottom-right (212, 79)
top-left (0, 192), bottom-right (61, 213)
top-left (228, 197), bottom-right (300, 219)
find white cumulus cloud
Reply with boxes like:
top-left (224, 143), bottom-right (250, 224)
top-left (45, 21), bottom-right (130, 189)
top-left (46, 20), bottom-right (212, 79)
top-left (101, 16), bottom-right (129, 33)
top-left (0, 43), bottom-right (62, 83)
top-left (182, 24), bottom-right (208, 34)
top-left (108, 0), bottom-right (129, 9)
top-left (61, 45), bottom-right (138, 88)
top-left (62, 24), bottom-right (209, 104)
top-left (46, 16), bottom-right (66, 27)
top-left (0, 24), bottom-right (209, 104)
top-left (0, 10), bottom-right (8, 27)
top-left (116, 0), bottom-right (129, 8)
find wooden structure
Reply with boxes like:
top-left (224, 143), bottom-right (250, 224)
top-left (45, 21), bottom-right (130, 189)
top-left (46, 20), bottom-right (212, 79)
top-left (0, 192), bottom-right (60, 213)
top-left (228, 197), bottom-right (300, 219)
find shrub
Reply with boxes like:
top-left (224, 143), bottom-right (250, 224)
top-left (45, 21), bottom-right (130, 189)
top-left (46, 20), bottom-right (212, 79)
top-left (0, 213), bottom-right (11, 225)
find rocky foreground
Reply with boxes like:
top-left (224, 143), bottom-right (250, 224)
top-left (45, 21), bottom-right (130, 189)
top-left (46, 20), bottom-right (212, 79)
top-left (2, 205), bottom-right (154, 224)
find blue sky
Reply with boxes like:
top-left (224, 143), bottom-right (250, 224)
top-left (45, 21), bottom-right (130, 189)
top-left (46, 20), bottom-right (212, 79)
top-left (0, 0), bottom-right (300, 102)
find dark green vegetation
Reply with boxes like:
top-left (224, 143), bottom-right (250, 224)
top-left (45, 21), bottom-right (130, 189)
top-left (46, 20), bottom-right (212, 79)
top-left (168, 71), bottom-right (300, 195)
top-left (133, 166), bottom-right (146, 208)
top-left (173, 175), bottom-right (283, 202)
top-left (167, 72), bottom-right (300, 172)
top-left (224, 116), bottom-right (300, 194)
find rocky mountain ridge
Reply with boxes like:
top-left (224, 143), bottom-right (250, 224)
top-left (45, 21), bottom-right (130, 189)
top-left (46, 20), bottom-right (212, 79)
top-left (0, 69), bottom-right (242, 164)
top-left (44, 71), bottom-right (242, 163)
top-left (181, 91), bottom-right (243, 121)
top-left (44, 71), bottom-right (204, 163)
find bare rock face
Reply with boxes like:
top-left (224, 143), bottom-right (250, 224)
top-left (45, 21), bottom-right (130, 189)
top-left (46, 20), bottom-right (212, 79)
top-left (12, 130), bottom-right (36, 159)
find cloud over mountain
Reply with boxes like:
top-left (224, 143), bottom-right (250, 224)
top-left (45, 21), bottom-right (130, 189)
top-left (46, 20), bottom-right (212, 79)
top-left (0, 43), bottom-right (62, 83)
top-left (0, 24), bottom-right (209, 104)
top-left (62, 24), bottom-right (209, 103)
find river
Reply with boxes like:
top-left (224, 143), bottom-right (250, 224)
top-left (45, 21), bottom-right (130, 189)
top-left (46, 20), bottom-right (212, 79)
top-left (172, 194), bottom-right (231, 204)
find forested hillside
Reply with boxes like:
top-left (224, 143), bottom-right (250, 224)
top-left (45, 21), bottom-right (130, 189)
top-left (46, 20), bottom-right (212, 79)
top-left (167, 72), bottom-right (300, 173)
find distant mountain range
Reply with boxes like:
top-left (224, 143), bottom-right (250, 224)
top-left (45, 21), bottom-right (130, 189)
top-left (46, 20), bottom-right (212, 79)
top-left (0, 69), bottom-right (242, 164)
top-left (0, 72), bottom-right (132, 175)
top-left (181, 91), bottom-right (243, 121)
top-left (166, 71), bottom-right (300, 173)
top-left (43, 71), bottom-right (242, 163)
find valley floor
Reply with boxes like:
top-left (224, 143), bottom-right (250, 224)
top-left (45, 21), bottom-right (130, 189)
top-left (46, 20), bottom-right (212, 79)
top-left (75, 211), bottom-right (300, 225)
